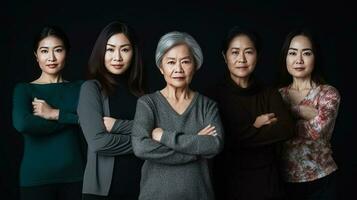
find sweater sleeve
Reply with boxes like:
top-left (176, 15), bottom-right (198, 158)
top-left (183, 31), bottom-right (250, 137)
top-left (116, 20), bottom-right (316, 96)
top-left (297, 86), bottom-right (340, 140)
top-left (243, 88), bottom-right (295, 147)
top-left (77, 80), bottom-right (132, 156)
top-left (12, 83), bottom-right (66, 136)
top-left (160, 99), bottom-right (224, 158)
top-left (110, 119), bottom-right (133, 135)
top-left (132, 98), bottom-right (197, 165)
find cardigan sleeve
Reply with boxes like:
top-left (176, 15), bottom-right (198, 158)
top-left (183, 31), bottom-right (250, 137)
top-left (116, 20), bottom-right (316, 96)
top-left (132, 98), bottom-right (198, 165)
top-left (77, 80), bottom-right (133, 156)
top-left (110, 119), bottom-right (133, 135)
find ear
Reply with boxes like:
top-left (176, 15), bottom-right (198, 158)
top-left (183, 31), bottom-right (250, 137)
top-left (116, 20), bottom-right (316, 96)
top-left (222, 51), bottom-right (227, 64)
top-left (159, 66), bottom-right (164, 75)
top-left (34, 51), bottom-right (39, 62)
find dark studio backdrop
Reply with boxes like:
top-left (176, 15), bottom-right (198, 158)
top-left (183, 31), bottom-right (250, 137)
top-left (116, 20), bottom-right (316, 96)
top-left (1, 0), bottom-right (356, 199)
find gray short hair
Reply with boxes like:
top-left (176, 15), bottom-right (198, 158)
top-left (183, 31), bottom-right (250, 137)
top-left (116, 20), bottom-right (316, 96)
top-left (155, 31), bottom-right (203, 70)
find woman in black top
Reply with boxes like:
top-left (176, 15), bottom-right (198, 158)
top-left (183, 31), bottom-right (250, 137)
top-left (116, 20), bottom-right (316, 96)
top-left (77, 21), bottom-right (145, 200)
top-left (209, 26), bottom-right (295, 200)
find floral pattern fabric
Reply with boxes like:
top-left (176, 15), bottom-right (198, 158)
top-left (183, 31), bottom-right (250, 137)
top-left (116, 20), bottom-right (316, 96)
top-left (279, 84), bottom-right (340, 182)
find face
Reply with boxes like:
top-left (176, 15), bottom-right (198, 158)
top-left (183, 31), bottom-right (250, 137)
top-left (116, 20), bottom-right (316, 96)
top-left (35, 36), bottom-right (66, 76)
top-left (286, 35), bottom-right (315, 79)
top-left (224, 34), bottom-right (257, 79)
top-left (104, 33), bottom-right (133, 75)
top-left (160, 44), bottom-right (195, 89)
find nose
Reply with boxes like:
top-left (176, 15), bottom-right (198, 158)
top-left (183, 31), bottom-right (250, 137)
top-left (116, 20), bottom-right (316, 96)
top-left (296, 53), bottom-right (304, 64)
top-left (238, 53), bottom-right (246, 63)
top-left (113, 50), bottom-right (123, 61)
top-left (174, 62), bottom-right (184, 73)
top-left (48, 51), bottom-right (57, 62)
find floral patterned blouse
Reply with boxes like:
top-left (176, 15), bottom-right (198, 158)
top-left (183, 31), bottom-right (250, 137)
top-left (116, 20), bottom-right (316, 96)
top-left (279, 84), bottom-right (340, 182)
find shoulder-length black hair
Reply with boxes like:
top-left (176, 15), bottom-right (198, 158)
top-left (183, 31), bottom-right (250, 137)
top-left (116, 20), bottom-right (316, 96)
top-left (88, 21), bottom-right (144, 96)
top-left (221, 26), bottom-right (262, 58)
top-left (33, 25), bottom-right (70, 53)
top-left (278, 27), bottom-right (325, 87)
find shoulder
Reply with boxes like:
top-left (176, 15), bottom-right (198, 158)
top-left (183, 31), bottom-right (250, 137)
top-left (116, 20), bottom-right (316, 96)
top-left (60, 80), bottom-right (85, 90)
top-left (198, 93), bottom-right (217, 105)
top-left (319, 84), bottom-right (341, 101)
top-left (14, 82), bottom-right (29, 90)
top-left (278, 86), bottom-right (289, 94)
top-left (81, 79), bottom-right (101, 90)
top-left (260, 85), bottom-right (282, 98)
top-left (196, 93), bottom-right (219, 113)
top-left (137, 92), bottom-right (160, 109)
top-left (13, 82), bottom-right (31, 95)
top-left (67, 79), bottom-right (85, 86)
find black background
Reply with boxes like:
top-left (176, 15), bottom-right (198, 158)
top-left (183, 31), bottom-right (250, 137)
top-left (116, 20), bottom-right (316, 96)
top-left (1, 0), bottom-right (356, 199)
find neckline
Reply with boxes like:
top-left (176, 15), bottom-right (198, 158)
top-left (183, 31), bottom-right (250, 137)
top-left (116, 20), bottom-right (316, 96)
top-left (156, 90), bottom-right (199, 116)
top-left (29, 81), bottom-right (68, 86)
top-left (286, 84), bottom-right (319, 105)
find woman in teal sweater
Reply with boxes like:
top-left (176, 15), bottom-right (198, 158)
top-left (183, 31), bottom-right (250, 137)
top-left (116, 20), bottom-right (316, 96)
top-left (12, 26), bottom-right (85, 200)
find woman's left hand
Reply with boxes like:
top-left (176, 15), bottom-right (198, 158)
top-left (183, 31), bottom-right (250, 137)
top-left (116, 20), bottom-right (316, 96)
top-left (32, 97), bottom-right (59, 120)
top-left (152, 128), bottom-right (164, 142)
top-left (298, 105), bottom-right (318, 120)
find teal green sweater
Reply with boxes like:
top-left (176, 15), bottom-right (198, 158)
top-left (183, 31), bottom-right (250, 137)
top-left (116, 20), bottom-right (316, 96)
top-left (12, 81), bottom-right (85, 187)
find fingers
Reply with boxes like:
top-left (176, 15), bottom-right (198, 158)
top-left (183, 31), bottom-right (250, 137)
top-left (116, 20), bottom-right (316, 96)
top-left (198, 124), bottom-right (217, 136)
top-left (33, 97), bottom-right (45, 103)
top-left (265, 117), bottom-right (278, 125)
top-left (265, 113), bottom-right (275, 119)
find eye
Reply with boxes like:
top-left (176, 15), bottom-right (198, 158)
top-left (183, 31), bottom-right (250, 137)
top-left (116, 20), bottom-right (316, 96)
top-left (182, 60), bottom-right (192, 64)
top-left (40, 49), bottom-right (48, 54)
top-left (245, 50), bottom-right (254, 55)
top-left (106, 48), bottom-right (114, 52)
top-left (167, 61), bottom-right (175, 65)
top-left (303, 51), bottom-right (313, 56)
top-left (121, 48), bottom-right (131, 53)
top-left (232, 51), bottom-right (238, 55)
top-left (288, 51), bottom-right (297, 56)
top-left (55, 48), bottom-right (63, 53)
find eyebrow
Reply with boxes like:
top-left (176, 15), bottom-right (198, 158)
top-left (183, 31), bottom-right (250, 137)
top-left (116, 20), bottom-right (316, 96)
top-left (231, 47), bottom-right (255, 50)
top-left (106, 43), bottom-right (131, 48)
top-left (165, 56), bottom-right (192, 60)
top-left (39, 45), bottom-right (64, 49)
top-left (288, 48), bottom-right (313, 51)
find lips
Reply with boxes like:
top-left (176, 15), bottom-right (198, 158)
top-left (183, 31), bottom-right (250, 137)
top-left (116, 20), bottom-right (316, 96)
top-left (112, 64), bottom-right (124, 69)
top-left (294, 67), bottom-right (305, 71)
top-left (235, 66), bottom-right (249, 69)
top-left (46, 64), bottom-right (58, 68)
top-left (173, 77), bottom-right (185, 80)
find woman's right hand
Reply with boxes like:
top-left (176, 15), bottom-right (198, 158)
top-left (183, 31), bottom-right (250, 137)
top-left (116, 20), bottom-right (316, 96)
top-left (103, 117), bottom-right (116, 132)
top-left (253, 113), bottom-right (277, 128)
top-left (198, 124), bottom-right (217, 136)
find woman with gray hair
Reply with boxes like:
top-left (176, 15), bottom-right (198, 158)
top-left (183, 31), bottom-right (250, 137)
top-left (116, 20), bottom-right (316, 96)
top-left (132, 31), bottom-right (224, 200)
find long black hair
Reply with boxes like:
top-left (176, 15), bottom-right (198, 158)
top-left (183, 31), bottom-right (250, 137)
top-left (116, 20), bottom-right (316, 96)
top-left (278, 27), bottom-right (325, 87)
top-left (88, 21), bottom-right (144, 96)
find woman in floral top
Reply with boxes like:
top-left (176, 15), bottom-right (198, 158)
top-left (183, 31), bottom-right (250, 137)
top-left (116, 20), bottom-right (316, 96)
top-left (278, 28), bottom-right (340, 200)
